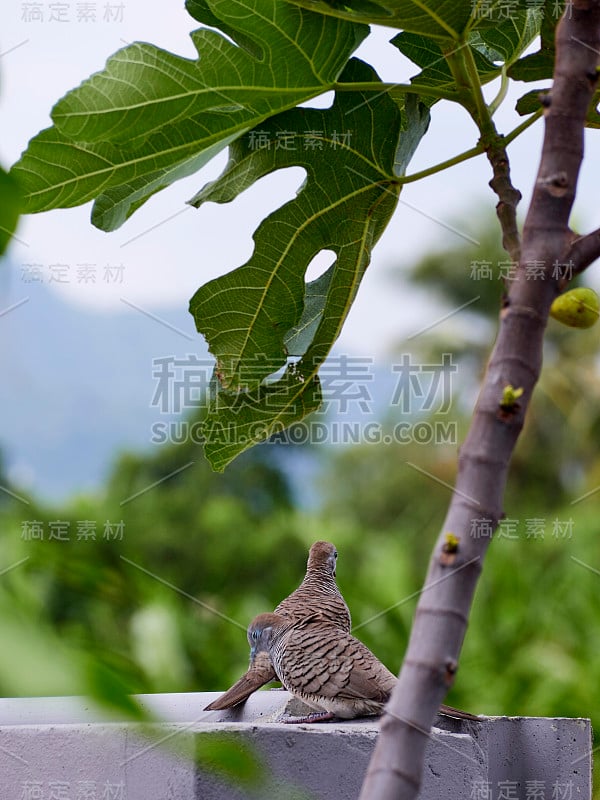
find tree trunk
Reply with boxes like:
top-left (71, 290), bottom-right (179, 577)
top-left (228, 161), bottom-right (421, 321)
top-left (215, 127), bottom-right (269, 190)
top-left (359, 3), bottom-right (600, 798)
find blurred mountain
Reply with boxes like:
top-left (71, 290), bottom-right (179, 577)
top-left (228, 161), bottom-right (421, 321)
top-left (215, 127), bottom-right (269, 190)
top-left (0, 265), bottom-right (406, 504)
top-left (0, 272), bottom-right (206, 502)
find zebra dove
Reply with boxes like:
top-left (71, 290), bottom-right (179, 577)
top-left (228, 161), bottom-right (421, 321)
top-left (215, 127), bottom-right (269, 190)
top-left (247, 612), bottom-right (479, 723)
top-left (204, 541), bottom-right (351, 711)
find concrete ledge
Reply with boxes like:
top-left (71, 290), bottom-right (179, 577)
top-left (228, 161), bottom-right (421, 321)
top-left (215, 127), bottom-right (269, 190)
top-left (0, 692), bottom-right (591, 799)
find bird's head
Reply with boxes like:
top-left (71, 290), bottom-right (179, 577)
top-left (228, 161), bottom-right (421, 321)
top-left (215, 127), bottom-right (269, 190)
top-left (247, 612), bottom-right (286, 660)
top-left (307, 541), bottom-right (338, 577)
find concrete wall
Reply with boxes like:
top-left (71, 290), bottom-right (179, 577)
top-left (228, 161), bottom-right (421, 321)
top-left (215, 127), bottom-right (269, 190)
top-left (0, 692), bottom-right (591, 799)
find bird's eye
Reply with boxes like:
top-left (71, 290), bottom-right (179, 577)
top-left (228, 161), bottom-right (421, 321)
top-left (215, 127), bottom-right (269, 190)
top-left (251, 630), bottom-right (259, 641)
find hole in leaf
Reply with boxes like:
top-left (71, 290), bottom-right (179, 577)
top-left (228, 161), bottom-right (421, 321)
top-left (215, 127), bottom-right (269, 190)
top-left (305, 249), bottom-right (336, 282)
top-left (298, 91), bottom-right (334, 109)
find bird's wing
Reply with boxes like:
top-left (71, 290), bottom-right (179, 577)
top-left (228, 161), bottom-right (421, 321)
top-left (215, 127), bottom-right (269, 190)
top-left (327, 636), bottom-right (397, 702)
top-left (279, 621), bottom-right (396, 702)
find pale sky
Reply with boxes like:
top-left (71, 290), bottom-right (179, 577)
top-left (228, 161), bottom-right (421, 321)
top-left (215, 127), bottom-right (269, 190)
top-left (2, 1), bottom-right (600, 356)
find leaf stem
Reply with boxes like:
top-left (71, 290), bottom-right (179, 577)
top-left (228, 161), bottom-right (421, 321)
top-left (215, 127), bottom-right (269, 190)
top-left (399, 110), bottom-right (542, 185)
top-left (461, 43), bottom-right (497, 138)
top-left (400, 144), bottom-right (483, 183)
top-left (487, 67), bottom-right (509, 117)
top-left (332, 81), bottom-right (459, 102)
top-left (443, 41), bottom-right (479, 117)
top-left (503, 107), bottom-right (543, 144)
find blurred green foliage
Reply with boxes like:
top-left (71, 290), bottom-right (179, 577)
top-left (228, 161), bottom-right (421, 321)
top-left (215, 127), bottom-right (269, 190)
top-left (1, 213), bottom-right (599, 790)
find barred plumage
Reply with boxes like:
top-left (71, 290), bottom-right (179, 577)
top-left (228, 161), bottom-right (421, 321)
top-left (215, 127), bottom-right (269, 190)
top-left (204, 541), bottom-right (350, 711)
top-left (275, 541), bottom-right (351, 629)
top-left (248, 612), bottom-right (480, 723)
top-left (249, 612), bottom-right (397, 719)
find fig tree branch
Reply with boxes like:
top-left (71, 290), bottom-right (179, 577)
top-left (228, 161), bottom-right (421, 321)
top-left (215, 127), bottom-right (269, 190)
top-left (445, 42), bottom-right (525, 263)
top-left (568, 227), bottom-right (600, 276)
top-left (486, 135), bottom-right (522, 264)
top-left (359, 4), bottom-right (600, 799)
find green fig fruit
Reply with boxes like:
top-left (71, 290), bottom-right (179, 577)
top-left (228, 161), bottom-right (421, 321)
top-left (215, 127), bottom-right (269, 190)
top-left (550, 287), bottom-right (600, 329)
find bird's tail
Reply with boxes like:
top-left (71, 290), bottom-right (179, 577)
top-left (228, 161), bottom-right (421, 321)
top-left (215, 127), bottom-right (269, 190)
top-left (438, 703), bottom-right (481, 721)
top-left (204, 657), bottom-right (277, 711)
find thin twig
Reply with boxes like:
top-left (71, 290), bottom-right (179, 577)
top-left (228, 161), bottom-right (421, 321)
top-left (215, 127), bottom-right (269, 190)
top-left (487, 137), bottom-right (523, 264)
top-left (568, 226), bottom-right (600, 276)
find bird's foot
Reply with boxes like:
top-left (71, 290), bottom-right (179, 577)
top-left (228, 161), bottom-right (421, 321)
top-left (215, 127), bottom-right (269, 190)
top-left (283, 711), bottom-right (335, 724)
